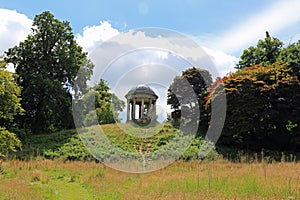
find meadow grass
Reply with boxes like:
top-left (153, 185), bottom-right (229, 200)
top-left (4, 123), bottom-right (300, 199)
top-left (0, 159), bottom-right (299, 200)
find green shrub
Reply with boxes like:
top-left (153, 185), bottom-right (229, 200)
top-left (0, 127), bottom-right (22, 158)
top-left (44, 137), bottom-right (91, 160)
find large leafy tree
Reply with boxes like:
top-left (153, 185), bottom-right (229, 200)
top-left (236, 32), bottom-right (283, 69)
top-left (167, 67), bottom-right (212, 132)
top-left (5, 11), bottom-right (93, 134)
top-left (208, 63), bottom-right (300, 151)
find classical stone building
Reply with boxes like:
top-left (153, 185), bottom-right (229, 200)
top-left (125, 84), bottom-right (158, 123)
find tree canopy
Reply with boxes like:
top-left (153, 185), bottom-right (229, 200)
top-left (167, 67), bottom-right (212, 132)
top-left (0, 58), bottom-right (23, 158)
top-left (236, 32), bottom-right (283, 69)
top-left (207, 63), bottom-right (300, 151)
top-left (277, 40), bottom-right (300, 78)
top-left (0, 59), bottom-right (23, 127)
top-left (5, 11), bottom-right (93, 134)
top-left (83, 79), bottom-right (125, 126)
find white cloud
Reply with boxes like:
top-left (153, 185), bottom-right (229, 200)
top-left (87, 29), bottom-right (219, 92)
top-left (195, 0), bottom-right (300, 76)
top-left (76, 21), bottom-right (120, 52)
top-left (202, 46), bottom-right (239, 77)
top-left (0, 9), bottom-right (32, 55)
top-left (213, 0), bottom-right (300, 54)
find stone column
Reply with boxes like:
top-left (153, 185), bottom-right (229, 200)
top-left (146, 103), bottom-right (150, 117)
top-left (126, 98), bottom-right (130, 122)
top-left (132, 98), bottom-right (136, 120)
top-left (153, 100), bottom-right (156, 120)
top-left (149, 99), bottom-right (153, 118)
top-left (141, 98), bottom-right (144, 118)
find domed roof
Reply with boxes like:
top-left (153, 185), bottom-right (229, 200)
top-left (125, 84), bottom-right (158, 98)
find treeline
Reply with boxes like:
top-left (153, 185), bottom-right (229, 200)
top-left (168, 32), bottom-right (300, 153)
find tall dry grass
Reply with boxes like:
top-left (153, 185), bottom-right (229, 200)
top-left (0, 159), bottom-right (299, 200)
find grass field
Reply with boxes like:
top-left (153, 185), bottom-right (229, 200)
top-left (0, 159), bottom-right (299, 200)
top-left (2, 124), bottom-right (300, 199)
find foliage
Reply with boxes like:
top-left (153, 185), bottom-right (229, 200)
top-left (73, 59), bottom-right (95, 100)
top-left (208, 63), bottom-right (300, 151)
top-left (226, 33), bottom-right (300, 151)
top-left (0, 59), bottom-right (23, 158)
top-left (44, 137), bottom-right (91, 161)
top-left (181, 137), bottom-right (220, 161)
top-left (167, 67), bottom-right (212, 132)
top-left (277, 40), bottom-right (300, 77)
top-left (0, 65), bottom-right (23, 127)
top-left (0, 127), bottom-right (22, 158)
top-left (82, 79), bottom-right (125, 126)
top-left (16, 129), bottom-right (79, 160)
top-left (0, 56), bottom-right (6, 69)
top-left (236, 32), bottom-right (283, 69)
top-left (5, 11), bottom-right (93, 134)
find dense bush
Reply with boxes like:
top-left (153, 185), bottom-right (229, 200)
top-left (0, 127), bottom-right (22, 158)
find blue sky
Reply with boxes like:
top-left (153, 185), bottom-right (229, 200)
top-left (1, 1), bottom-right (300, 57)
top-left (0, 0), bottom-right (274, 34)
top-left (1, 0), bottom-right (300, 121)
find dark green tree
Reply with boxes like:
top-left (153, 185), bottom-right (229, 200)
top-left (236, 32), bottom-right (283, 69)
top-left (5, 11), bottom-right (93, 134)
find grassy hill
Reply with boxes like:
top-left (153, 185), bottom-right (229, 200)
top-left (13, 123), bottom-right (299, 163)
top-left (14, 123), bottom-right (219, 162)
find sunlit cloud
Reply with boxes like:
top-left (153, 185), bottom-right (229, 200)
top-left (214, 0), bottom-right (300, 53)
top-left (76, 21), bottom-right (120, 52)
top-left (0, 9), bottom-right (32, 55)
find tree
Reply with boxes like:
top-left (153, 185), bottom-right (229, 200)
top-left (0, 58), bottom-right (23, 158)
top-left (167, 67), bottom-right (212, 132)
top-left (208, 63), bottom-right (300, 151)
top-left (236, 32), bottom-right (283, 69)
top-left (83, 79), bottom-right (125, 126)
top-left (0, 59), bottom-right (23, 127)
top-left (277, 40), bottom-right (300, 78)
top-left (5, 11), bottom-right (93, 134)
